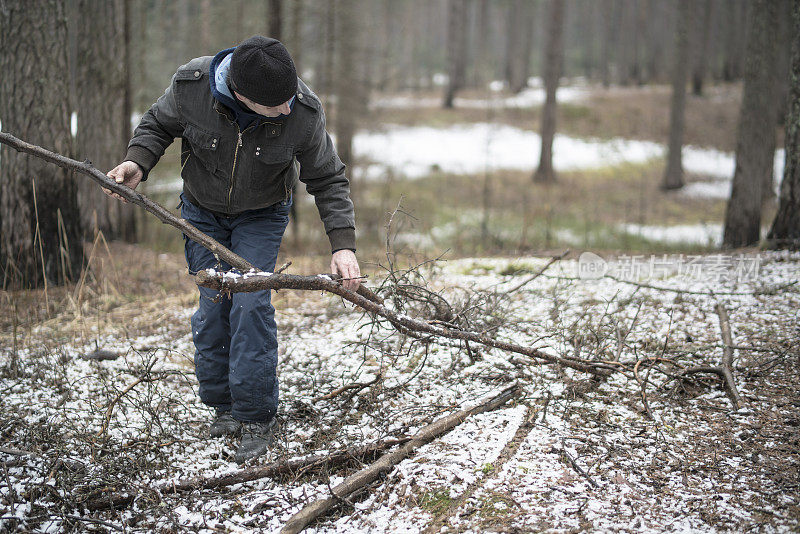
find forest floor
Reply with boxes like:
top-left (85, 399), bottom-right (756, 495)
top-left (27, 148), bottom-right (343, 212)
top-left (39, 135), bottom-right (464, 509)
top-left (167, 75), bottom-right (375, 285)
top-left (1, 243), bottom-right (798, 533)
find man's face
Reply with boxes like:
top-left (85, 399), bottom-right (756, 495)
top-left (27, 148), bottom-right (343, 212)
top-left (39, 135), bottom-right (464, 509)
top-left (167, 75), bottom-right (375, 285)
top-left (234, 91), bottom-right (292, 117)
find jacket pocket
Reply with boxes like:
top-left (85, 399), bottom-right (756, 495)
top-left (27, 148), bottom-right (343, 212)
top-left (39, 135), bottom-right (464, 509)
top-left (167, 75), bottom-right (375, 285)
top-left (249, 144), bottom-right (294, 191)
top-left (183, 124), bottom-right (222, 174)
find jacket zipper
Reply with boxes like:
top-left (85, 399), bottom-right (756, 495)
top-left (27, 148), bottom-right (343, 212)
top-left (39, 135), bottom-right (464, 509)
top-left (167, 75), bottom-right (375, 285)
top-left (228, 126), bottom-right (242, 212)
top-left (227, 123), bottom-right (258, 212)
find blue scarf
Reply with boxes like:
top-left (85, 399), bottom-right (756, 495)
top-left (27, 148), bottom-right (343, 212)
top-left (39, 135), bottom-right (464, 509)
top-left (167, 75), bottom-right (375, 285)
top-left (209, 48), bottom-right (294, 130)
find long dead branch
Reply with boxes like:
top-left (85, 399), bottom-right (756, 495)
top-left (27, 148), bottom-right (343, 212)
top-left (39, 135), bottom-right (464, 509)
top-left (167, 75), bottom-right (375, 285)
top-left (0, 131), bottom-right (255, 271)
top-left (280, 383), bottom-right (521, 534)
top-left (196, 270), bottom-right (614, 376)
top-left (83, 436), bottom-right (409, 511)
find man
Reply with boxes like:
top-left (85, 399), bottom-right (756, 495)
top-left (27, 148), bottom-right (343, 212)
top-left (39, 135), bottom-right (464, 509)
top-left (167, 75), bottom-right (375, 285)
top-left (106, 36), bottom-right (360, 463)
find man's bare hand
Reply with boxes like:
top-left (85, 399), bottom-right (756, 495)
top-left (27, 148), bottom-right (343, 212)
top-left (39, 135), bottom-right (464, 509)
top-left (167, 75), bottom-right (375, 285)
top-left (104, 161), bottom-right (143, 203)
top-left (331, 249), bottom-right (361, 292)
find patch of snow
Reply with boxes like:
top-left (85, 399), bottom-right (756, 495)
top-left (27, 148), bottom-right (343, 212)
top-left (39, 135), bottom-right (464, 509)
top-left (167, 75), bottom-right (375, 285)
top-left (620, 223), bottom-right (723, 247)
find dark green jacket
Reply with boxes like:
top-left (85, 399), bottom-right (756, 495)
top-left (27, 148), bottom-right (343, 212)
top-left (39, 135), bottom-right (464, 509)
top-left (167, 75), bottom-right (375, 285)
top-left (125, 56), bottom-right (355, 252)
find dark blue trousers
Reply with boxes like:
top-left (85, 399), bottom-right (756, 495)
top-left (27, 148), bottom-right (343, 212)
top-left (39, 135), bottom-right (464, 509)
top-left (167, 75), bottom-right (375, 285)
top-left (181, 193), bottom-right (290, 423)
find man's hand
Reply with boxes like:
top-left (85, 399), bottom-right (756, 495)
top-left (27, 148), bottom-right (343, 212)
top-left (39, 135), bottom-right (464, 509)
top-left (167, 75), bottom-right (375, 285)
top-left (104, 161), bottom-right (143, 203)
top-left (331, 249), bottom-right (361, 292)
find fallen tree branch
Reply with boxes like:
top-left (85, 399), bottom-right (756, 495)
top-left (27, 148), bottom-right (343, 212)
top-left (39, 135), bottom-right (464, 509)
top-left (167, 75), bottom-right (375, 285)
top-left (196, 270), bottom-right (614, 376)
top-left (280, 383), bottom-right (521, 534)
top-left (83, 436), bottom-right (410, 511)
top-left (682, 303), bottom-right (743, 410)
top-left (0, 132), bottom-right (254, 271)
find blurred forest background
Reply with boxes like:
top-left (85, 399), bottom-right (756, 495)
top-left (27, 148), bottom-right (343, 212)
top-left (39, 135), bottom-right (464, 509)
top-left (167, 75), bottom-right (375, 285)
top-left (0, 0), bottom-right (798, 288)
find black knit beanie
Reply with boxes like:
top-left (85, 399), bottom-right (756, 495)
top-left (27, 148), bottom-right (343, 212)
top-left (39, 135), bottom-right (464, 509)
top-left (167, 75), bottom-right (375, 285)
top-left (230, 36), bottom-right (298, 107)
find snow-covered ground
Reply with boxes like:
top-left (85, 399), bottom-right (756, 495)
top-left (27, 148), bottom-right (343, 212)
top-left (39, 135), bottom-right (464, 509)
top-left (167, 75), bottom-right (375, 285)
top-left (353, 123), bottom-right (785, 192)
top-left (2, 251), bottom-right (798, 532)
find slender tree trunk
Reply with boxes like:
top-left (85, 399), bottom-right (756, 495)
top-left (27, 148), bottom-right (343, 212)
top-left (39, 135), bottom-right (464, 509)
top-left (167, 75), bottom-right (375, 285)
top-left (443, 0), bottom-right (468, 108)
top-left (692, 0), bottom-right (713, 96)
top-left (199, 0), bottom-right (212, 53)
top-left (505, 0), bottom-right (521, 89)
top-left (512, 0), bottom-right (536, 93)
top-left (0, 0), bottom-right (83, 287)
top-left (333, 0), bottom-right (363, 168)
top-left (533, 0), bottom-right (566, 183)
top-left (723, 0), bottom-right (782, 248)
top-left (473, 0), bottom-right (490, 87)
top-left (661, 0), bottom-right (691, 190)
top-left (290, 0), bottom-right (303, 71)
top-left (268, 0), bottom-right (282, 39)
top-left (321, 0), bottom-right (336, 94)
top-left (723, 0), bottom-right (747, 81)
top-left (768, 0), bottom-right (800, 249)
top-left (600, 0), bottom-right (615, 87)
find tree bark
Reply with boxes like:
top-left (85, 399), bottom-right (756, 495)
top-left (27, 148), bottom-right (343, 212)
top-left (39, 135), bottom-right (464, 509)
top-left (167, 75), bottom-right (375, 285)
top-left (0, 0), bottom-right (83, 288)
top-left (768, 0), bottom-right (800, 249)
top-left (661, 0), bottom-right (691, 190)
top-left (723, 0), bottom-right (781, 248)
top-left (75, 0), bottom-right (133, 241)
top-left (534, 0), bottom-right (565, 184)
top-left (442, 0), bottom-right (468, 108)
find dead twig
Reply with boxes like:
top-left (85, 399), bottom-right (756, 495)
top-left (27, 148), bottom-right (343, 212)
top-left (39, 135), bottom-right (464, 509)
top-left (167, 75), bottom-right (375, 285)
top-left (312, 373), bottom-right (383, 403)
top-left (505, 250), bottom-right (569, 294)
top-left (682, 303), bottom-right (743, 410)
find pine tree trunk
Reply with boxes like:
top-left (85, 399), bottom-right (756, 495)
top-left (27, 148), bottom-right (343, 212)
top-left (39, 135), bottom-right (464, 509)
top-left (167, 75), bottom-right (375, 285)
top-left (443, 0), bottom-right (468, 109)
top-left (767, 0), bottom-right (800, 249)
top-left (75, 0), bottom-right (130, 241)
top-left (661, 0), bottom-right (691, 190)
top-left (533, 0), bottom-right (565, 184)
top-left (723, 0), bottom-right (782, 248)
top-left (692, 0), bottom-right (713, 96)
top-left (290, 0), bottom-right (303, 70)
top-left (268, 0), bottom-right (282, 39)
top-left (511, 1), bottom-right (536, 94)
top-left (600, 0), bottom-right (615, 88)
top-left (333, 0), bottom-right (363, 168)
top-left (505, 0), bottom-right (521, 90)
top-left (0, 0), bottom-right (83, 287)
